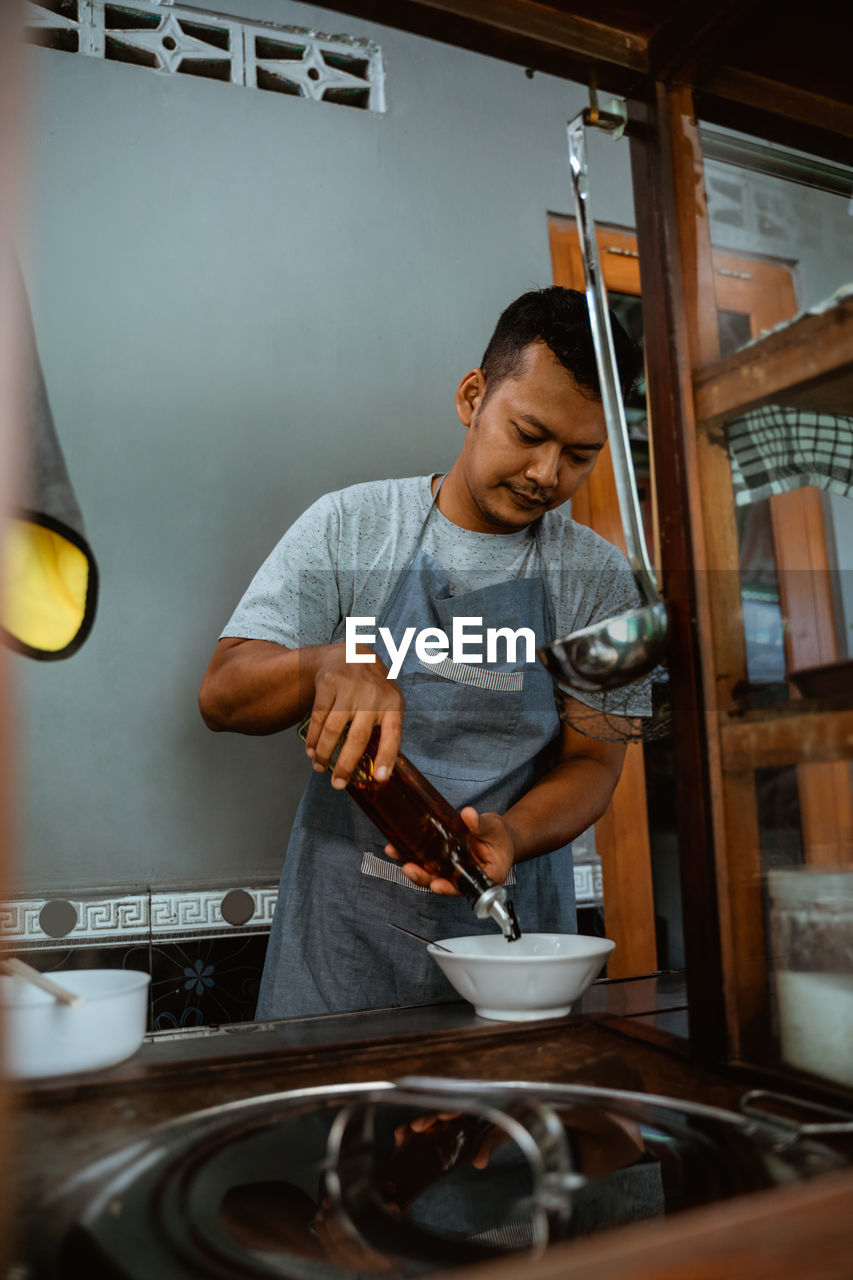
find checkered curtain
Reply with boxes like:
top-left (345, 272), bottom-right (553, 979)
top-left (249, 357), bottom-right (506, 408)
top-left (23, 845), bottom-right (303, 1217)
top-left (727, 405), bottom-right (853, 505)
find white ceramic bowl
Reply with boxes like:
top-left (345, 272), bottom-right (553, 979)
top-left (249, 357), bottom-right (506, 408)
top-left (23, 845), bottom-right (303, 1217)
top-left (428, 933), bottom-right (615, 1022)
top-left (1, 968), bottom-right (151, 1079)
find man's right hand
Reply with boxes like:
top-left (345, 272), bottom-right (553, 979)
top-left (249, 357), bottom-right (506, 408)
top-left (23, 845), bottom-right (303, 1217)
top-left (305, 643), bottom-right (404, 789)
top-left (199, 638), bottom-right (403, 787)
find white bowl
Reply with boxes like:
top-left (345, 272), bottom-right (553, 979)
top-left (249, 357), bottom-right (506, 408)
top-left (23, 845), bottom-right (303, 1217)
top-left (1, 968), bottom-right (151, 1079)
top-left (428, 933), bottom-right (615, 1022)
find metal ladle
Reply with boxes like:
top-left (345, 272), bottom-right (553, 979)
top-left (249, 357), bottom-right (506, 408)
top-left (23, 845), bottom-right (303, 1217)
top-left (538, 109), bottom-right (669, 695)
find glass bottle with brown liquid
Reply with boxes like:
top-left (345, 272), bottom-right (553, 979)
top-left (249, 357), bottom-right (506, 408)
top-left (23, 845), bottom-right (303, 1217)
top-left (299, 722), bottom-right (521, 941)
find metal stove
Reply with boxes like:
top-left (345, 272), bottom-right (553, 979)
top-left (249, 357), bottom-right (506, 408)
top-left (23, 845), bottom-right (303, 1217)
top-left (31, 1077), bottom-right (853, 1279)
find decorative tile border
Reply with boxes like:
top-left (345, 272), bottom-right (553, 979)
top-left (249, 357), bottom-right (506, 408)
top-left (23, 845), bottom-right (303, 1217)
top-left (25, 0), bottom-right (386, 112)
top-left (0, 859), bottom-right (601, 951)
top-left (0, 893), bottom-right (149, 949)
top-left (574, 860), bottom-right (603, 905)
top-left (0, 885), bottom-right (277, 949)
top-left (150, 887), bottom-right (277, 936)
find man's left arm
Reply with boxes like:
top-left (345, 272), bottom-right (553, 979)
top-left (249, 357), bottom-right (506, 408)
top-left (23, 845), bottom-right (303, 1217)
top-left (390, 694), bottom-right (626, 894)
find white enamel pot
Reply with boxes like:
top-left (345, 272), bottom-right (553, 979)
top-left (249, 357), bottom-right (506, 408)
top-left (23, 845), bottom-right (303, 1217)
top-left (1, 968), bottom-right (151, 1079)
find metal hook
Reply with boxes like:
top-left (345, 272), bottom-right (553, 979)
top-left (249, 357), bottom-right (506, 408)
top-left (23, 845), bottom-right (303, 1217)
top-left (606, 98), bottom-right (628, 141)
top-left (581, 73), bottom-right (628, 138)
top-left (587, 71), bottom-right (600, 125)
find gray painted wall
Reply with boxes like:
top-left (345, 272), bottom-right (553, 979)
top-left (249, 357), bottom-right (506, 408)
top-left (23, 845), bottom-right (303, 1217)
top-left (15, 0), bottom-right (853, 892)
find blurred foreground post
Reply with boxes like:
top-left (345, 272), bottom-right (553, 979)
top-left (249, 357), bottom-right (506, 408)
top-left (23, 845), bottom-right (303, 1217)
top-left (0, 0), bottom-right (25, 1271)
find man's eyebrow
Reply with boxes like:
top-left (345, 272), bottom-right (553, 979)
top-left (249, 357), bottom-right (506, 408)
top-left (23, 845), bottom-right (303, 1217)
top-left (518, 413), bottom-right (605, 450)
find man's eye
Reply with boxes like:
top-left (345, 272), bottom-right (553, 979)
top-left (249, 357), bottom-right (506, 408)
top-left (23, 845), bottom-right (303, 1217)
top-left (516, 426), bottom-right (539, 444)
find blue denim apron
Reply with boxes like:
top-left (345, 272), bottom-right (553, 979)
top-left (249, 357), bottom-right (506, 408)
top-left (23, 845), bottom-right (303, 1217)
top-left (256, 486), bottom-right (576, 1019)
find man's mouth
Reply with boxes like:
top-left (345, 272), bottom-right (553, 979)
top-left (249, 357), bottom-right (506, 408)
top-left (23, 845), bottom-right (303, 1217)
top-left (506, 486), bottom-right (550, 509)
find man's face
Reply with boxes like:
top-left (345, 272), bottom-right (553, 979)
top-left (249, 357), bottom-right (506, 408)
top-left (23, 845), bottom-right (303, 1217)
top-left (454, 341), bottom-right (607, 533)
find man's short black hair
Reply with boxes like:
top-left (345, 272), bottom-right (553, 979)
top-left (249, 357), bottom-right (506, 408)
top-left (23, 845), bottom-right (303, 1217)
top-left (481, 286), bottom-right (641, 401)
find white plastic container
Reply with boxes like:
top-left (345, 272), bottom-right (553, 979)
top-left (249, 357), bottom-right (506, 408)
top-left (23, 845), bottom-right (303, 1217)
top-left (768, 868), bottom-right (853, 1088)
top-left (1, 968), bottom-right (151, 1079)
top-left (428, 932), bottom-right (615, 1022)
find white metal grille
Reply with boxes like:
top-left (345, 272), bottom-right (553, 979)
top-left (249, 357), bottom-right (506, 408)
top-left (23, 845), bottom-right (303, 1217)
top-left (25, 0), bottom-right (386, 111)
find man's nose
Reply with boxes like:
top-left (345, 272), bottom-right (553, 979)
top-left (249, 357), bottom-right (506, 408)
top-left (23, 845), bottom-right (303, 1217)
top-left (525, 446), bottom-right (560, 490)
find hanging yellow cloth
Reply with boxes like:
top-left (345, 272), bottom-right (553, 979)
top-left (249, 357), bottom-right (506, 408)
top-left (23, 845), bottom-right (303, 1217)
top-left (3, 517), bottom-right (92, 656)
top-left (1, 266), bottom-right (98, 660)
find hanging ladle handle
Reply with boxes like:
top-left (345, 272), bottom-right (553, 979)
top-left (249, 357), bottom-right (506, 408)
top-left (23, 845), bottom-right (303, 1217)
top-left (567, 112), bottom-right (661, 608)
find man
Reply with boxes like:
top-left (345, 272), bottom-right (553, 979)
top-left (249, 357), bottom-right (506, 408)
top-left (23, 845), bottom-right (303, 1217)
top-left (199, 287), bottom-right (643, 1018)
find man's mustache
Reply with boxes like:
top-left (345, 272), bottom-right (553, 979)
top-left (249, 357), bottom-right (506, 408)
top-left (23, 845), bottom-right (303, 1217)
top-left (506, 484), bottom-right (552, 503)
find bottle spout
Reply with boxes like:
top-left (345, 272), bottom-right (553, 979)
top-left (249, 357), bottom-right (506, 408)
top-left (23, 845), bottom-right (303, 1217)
top-left (474, 886), bottom-right (522, 941)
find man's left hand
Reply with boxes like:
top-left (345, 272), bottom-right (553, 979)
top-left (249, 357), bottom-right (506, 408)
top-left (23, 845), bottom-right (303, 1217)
top-left (384, 806), bottom-right (517, 894)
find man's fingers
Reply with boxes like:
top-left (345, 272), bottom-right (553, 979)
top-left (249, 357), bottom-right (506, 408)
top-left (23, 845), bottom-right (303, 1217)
top-left (459, 805), bottom-right (481, 835)
top-left (328, 705), bottom-right (402, 789)
top-left (311, 705), bottom-right (351, 771)
top-left (330, 710), bottom-right (375, 788)
top-left (472, 1127), bottom-right (505, 1170)
top-left (428, 878), bottom-right (460, 896)
top-left (306, 651), bottom-right (403, 785)
top-left (304, 698), bottom-right (334, 757)
top-left (410, 1112), bottom-right (461, 1131)
top-left (373, 712), bottom-right (402, 783)
top-left (401, 864), bottom-right (458, 895)
top-left (401, 862), bottom-right (430, 887)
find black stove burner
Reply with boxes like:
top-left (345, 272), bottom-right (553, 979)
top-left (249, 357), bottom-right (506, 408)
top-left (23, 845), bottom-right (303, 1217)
top-left (32, 1079), bottom-right (850, 1279)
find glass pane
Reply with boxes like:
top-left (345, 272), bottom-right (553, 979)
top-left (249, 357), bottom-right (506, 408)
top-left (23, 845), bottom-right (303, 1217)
top-left (699, 122), bottom-right (853, 356)
top-left (755, 765), bottom-right (804, 868)
top-left (736, 499), bottom-right (786, 694)
top-left (608, 292), bottom-right (647, 435)
top-left (733, 483), bottom-right (852, 706)
top-left (609, 290), bottom-right (652, 526)
top-left (717, 308), bottom-right (752, 359)
top-left (700, 126), bottom-right (853, 703)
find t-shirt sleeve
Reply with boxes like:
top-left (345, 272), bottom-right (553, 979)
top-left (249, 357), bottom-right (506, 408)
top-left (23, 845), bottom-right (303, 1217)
top-left (220, 495), bottom-right (345, 648)
top-left (555, 539), bottom-right (654, 719)
top-left (585, 546), bottom-right (646, 625)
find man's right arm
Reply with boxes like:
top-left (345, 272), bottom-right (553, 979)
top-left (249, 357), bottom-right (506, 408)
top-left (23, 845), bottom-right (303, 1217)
top-left (198, 637), bottom-right (404, 786)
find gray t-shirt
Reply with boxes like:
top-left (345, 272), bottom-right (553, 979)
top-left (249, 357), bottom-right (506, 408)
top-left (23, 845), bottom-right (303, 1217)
top-left (222, 475), bottom-right (646, 713)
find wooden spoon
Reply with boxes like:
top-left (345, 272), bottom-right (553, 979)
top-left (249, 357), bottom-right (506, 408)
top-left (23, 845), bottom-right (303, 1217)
top-left (0, 957), bottom-right (83, 1006)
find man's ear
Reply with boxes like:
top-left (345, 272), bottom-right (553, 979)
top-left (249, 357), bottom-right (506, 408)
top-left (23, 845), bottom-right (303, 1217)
top-left (455, 369), bottom-right (485, 427)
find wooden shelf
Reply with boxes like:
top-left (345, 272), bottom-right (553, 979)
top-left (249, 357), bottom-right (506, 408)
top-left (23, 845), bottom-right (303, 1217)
top-left (720, 697), bottom-right (853, 770)
top-left (693, 296), bottom-right (853, 425)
